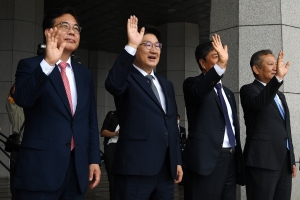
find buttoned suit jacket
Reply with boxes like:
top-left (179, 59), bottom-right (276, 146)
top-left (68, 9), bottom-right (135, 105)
top-left (13, 55), bottom-right (101, 193)
top-left (183, 68), bottom-right (245, 185)
top-left (240, 77), bottom-right (295, 171)
top-left (105, 49), bottom-right (182, 179)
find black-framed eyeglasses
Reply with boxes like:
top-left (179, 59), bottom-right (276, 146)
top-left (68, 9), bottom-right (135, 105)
top-left (140, 41), bottom-right (162, 51)
top-left (54, 22), bottom-right (82, 34)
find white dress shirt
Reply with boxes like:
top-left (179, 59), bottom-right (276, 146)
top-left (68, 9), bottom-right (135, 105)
top-left (125, 45), bottom-right (166, 113)
top-left (40, 58), bottom-right (77, 113)
top-left (213, 64), bottom-right (236, 148)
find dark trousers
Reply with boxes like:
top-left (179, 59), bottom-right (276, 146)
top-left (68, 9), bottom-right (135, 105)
top-left (10, 151), bottom-right (17, 200)
top-left (16, 150), bottom-right (84, 200)
top-left (114, 155), bottom-right (174, 200)
top-left (246, 151), bottom-right (292, 200)
top-left (184, 150), bottom-right (237, 200)
top-left (104, 143), bottom-right (117, 200)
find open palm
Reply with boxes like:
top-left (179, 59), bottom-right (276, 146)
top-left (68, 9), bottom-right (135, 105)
top-left (127, 15), bottom-right (145, 49)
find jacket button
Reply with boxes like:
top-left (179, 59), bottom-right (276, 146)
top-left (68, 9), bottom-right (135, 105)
top-left (66, 143), bottom-right (71, 147)
top-left (222, 128), bottom-right (225, 131)
top-left (165, 132), bottom-right (168, 136)
top-left (165, 116), bottom-right (168, 120)
top-left (72, 121), bottom-right (75, 125)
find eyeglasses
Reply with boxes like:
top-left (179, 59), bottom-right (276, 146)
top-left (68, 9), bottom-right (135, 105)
top-left (54, 22), bottom-right (82, 34)
top-left (140, 41), bottom-right (162, 51)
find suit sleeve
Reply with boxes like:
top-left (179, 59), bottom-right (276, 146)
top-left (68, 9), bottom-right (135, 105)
top-left (14, 58), bottom-right (49, 108)
top-left (183, 67), bottom-right (222, 104)
top-left (88, 72), bottom-right (101, 164)
top-left (240, 76), bottom-right (282, 111)
top-left (105, 49), bottom-right (135, 97)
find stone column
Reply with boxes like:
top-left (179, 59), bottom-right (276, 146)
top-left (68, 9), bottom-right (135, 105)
top-left (157, 22), bottom-right (199, 129)
top-left (0, 0), bottom-right (43, 177)
top-left (87, 50), bottom-right (118, 152)
top-left (210, 0), bottom-right (300, 199)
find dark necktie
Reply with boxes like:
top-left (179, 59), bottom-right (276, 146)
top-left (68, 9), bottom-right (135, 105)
top-left (215, 83), bottom-right (236, 147)
top-left (145, 75), bottom-right (161, 104)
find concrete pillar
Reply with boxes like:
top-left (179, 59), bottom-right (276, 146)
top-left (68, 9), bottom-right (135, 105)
top-left (0, 0), bottom-right (43, 177)
top-left (86, 50), bottom-right (118, 152)
top-left (157, 22), bottom-right (199, 129)
top-left (210, 0), bottom-right (300, 199)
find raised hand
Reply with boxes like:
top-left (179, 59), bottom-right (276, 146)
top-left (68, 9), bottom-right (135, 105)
top-left (44, 27), bottom-right (66, 66)
top-left (127, 15), bottom-right (145, 49)
top-left (211, 34), bottom-right (228, 69)
top-left (276, 51), bottom-right (290, 80)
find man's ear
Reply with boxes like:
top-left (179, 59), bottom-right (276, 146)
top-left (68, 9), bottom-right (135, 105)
top-left (199, 59), bottom-right (206, 70)
top-left (252, 65), bottom-right (260, 75)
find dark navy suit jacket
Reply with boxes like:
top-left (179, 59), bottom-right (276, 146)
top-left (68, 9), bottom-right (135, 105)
top-left (183, 68), bottom-right (245, 185)
top-left (240, 77), bottom-right (295, 171)
top-left (105, 49), bottom-right (182, 179)
top-left (13, 55), bottom-right (101, 193)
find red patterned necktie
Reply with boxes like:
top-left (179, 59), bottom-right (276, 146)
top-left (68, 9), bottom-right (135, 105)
top-left (58, 61), bottom-right (75, 150)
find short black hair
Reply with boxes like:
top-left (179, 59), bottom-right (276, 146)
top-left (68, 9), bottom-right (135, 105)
top-left (250, 49), bottom-right (273, 76)
top-left (177, 114), bottom-right (180, 119)
top-left (144, 25), bottom-right (161, 42)
top-left (195, 41), bottom-right (214, 71)
top-left (42, 7), bottom-right (79, 31)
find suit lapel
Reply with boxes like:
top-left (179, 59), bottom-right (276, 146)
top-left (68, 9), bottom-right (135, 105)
top-left (156, 74), bottom-right (168, 113)
top-left (48, 65), bottom-right (72, 116)
top-left (253, 80), bottom-right (285, 122)
top-left (131, 67), bottom-right (164, 112)
top-left (72, 61), bottom-right (83, 117)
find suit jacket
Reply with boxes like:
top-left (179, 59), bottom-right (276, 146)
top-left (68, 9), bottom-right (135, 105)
top-left (13, 55), bottom-right (101, 192)
top-left (179, 126), bottom-right (186, 150)
top-left (240, 77), bottom-right (295, 171)
top-left (182, 67), bottom-right (245, 185)
top-left (105, 49), bottom-right (182, 179)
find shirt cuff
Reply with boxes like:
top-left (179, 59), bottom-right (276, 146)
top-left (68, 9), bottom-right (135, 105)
top-left (125, 45), bottom-right (137, 56)
top-left (275, 76), bottom-right (283, 82)
top-left (40, 59), bottom-right (55, 76)
top-left (214, 64), bottom-right (225, 76)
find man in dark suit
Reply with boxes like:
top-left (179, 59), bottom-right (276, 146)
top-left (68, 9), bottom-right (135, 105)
top-left (13, 7), bottom-right (101, 199)
top-left (240, 49), bottom-right (297, 200)
top-left (105, 15), bottom-right (183, 199)
top-left (183, 35), bottom-right (245, 199)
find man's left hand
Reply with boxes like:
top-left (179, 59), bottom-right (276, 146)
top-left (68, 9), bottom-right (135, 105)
top-left (89, 164), bottom-right (101, 189)
top-left (174, 165), bottom-right (183, 183)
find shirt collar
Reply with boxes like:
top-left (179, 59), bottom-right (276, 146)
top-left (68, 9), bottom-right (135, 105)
top-left (56, 57), bottom-right (72, 69)
top-left (256, 79), bottom-right (267, 86)
top-left (133, 64), bottom-right (156, 80)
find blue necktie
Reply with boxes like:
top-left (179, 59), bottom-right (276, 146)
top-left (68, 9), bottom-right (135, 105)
top-left (215, 83), bottom-right (236, 147)
top-left (274, 95), bottom-right (290, 150)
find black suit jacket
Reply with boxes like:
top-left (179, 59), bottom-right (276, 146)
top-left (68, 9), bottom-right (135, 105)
top-left (182, 68), bottom-right (245, 185)
top-left (240, 77), bottom-right (295, 171)
top-left (105, 49), bottom-right (181, 179)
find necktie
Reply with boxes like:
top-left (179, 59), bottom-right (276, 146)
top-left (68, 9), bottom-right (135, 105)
top-left (59, 62), bottom-right (75, 150)
top-left (145, 75), bottom-right (161, 104)
top-left (215, 83), bottom-right (236, 147)
top-left (274, 95), bottom-right (290, 150)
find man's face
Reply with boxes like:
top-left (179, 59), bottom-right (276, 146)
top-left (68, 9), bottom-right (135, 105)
top-left (134, 34), bottom-right (161, 74)
top-left (199, 49), bottom-right (219, 74)
top-left (45, 14), bottom-right (80, 53)
top-left (253, 54), bottom-right (277, 83)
